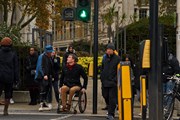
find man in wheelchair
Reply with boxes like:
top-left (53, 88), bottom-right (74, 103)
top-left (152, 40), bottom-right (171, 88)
top-left (59, 54), bottom-right (88, 112)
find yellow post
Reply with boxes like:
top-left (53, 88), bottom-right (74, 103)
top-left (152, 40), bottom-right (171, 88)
top-left (140, 75), bottom-right (147, 119)
top-left (118, 61), bottom-right (133, 120)
top-left (88, 62), bottom-right (93, 77)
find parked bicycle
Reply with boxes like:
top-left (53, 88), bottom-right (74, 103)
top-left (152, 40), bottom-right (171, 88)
top-left (163, 74), bottom-right (180, 120)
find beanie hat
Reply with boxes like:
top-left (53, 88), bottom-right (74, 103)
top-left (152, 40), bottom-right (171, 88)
top-left (45, 45), bottom-right (54, 53)
top-left (0, 37), bottom-right (12, 46)
top-left (106, 43), bottom-right (115, 50)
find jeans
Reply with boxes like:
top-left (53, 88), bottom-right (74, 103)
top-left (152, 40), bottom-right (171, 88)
top-left (163, 80), bottom-right (175, 109)
top-left (47, 80), bottom-right (59, 103)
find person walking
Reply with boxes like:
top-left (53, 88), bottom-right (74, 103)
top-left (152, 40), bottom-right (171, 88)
top-left (35, 45), bottom-right (53, 111)
top-left (47, 48), bottom-right (60, 110)
top-left (59, 54), bottom-right (88, 112)
top-left (62, 45), bottom-right (76, 67)
top-left (100, 43), bottom-right (120, 120)
top-left (0, 37), bottom-right (19, 115)
top-left (25, 47), bottom-right (39, 105)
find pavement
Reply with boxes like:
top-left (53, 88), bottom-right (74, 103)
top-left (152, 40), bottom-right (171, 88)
top-left (0, 78), bottom-right (180, 120)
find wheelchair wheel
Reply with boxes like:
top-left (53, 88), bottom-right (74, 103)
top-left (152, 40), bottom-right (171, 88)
top-left (163, 94), bottom-right (175, 120)
top-left (78, 92), bottom-right (87, 113)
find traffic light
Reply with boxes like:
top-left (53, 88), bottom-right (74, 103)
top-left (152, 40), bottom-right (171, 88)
top-left (76, 0), bottom-right (91, 22)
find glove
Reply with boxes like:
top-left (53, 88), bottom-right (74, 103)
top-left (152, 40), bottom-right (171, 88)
top-left (175, 74), bottom-right (180, 77)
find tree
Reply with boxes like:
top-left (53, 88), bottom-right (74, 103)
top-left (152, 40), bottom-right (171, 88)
top-left (0, 0), bottom-right (71, 30)
top-left (101, 3), bottom-right (116, 42)
top-left (159, 0), bottom-right (176, 15)
top-left (0, 0), bottom-right (71, 43)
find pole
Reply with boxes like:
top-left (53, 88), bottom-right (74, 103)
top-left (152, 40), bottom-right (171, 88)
top-left (176, 0), bottom-right (180, 115)
top-left (149, 0), bottom-right (163, 120)
top-left (124, 27), bottom-right (126, 54)
top-left (176, 0), bottom-right (180, 61)
top-left (93, 0), bottom-right (98, 114)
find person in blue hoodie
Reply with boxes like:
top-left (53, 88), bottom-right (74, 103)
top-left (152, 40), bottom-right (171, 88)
top-left (35, 45), bottom-right (53, 111)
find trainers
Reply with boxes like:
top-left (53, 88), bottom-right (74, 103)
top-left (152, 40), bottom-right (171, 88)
top-left (10, 98), bottom-right (14, 104)
top-left (106, 115), bottom-right (114, 120)
top-left (102, 106), bottom-right (108, 110)
top-left (38, 103), bottom-right (44, 112)
top-left (47, 103), bottom-right (52, 110)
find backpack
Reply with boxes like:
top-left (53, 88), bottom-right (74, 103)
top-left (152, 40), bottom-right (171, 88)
top-left (34, 53), bottom-right (45, 81)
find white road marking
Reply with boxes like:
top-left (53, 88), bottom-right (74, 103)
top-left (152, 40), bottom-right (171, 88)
top-left (50, 114), bottom-right (73, 120)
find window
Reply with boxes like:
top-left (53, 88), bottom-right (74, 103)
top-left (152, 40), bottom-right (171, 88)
top-left (139, 9), bottom-right (147, 19)
top-left (70, 22), bottom-right (73, 39)
top-left (64, 24), bottom-right (66, 40)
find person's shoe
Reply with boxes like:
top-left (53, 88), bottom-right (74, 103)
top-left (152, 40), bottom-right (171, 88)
top-left (106, 115), bottom-right (114, 120)
top-left (3, 110), bottom-right (8, 116)
top-left (0, 100), bottom-right (5, 105)
top-left (47, 103), bottom-right (52, 110)
top-left (10, 98), bottom-right (14, 104)
top-left (102, 106), bottom-right (108, 110)
top-left (38, 103), bottom-right (44, 112)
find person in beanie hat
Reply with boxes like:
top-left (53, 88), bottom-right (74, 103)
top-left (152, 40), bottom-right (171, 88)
top-left (106, 43), bottom-right (115, 51)
top-left (100, 43), bottom-right (120, 120)
top-left (36, 45), bottom-right (54, 111)
top-left (0, 37), bottom-right (12, 46)
top-left (0, 37), bottom-right (19, 115)
top-left (62, 45), bottom-right (76, 67)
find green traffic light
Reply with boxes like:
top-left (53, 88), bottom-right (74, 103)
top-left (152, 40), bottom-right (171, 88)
top-left (79, 10), bottom-right (87, 18)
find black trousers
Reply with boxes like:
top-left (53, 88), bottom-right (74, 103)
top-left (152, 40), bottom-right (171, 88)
top-left (102, 86), bottom-right (117, 117)
top-left (39, 79), bottom-right (52, 103)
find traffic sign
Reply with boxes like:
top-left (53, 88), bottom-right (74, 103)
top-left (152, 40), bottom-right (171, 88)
top-left (62, 7), bottom-right (76, 21)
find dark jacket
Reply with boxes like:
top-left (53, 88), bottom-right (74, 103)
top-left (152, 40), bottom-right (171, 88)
top-left (0, 46), bottom-right (19, 84)
top-left (42, 53), bottom-right (53, 77)
top-left (52, 55), bottom-right (60, 81)
top-left (25, 52), bottom-right (38, 86)
top-left (62, 49), bottom-right (76, 67)
top-left (59, 64), bottom-right (88, 89)
top-left (100, 54), bottom-right (121, 87)
top-left (162, 53), bottom-right (180, 82)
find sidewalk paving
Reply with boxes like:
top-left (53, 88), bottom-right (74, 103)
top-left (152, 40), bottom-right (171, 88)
top-left (0, 78), bottom-right (179, 119)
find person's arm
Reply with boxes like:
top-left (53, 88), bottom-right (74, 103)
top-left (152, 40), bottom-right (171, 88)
top-left (14, 52), bottom-right (19, 83)
top-left (59, 67), bottom-right (64, 88)
top-left (42, 54), bottom-right (49, 80)
top-left (25, 56), bottom-right (31, 71)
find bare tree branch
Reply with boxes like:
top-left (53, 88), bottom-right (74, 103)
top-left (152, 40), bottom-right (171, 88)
top-left (20, 12), bottom-right (37, 30)
top-left (10, 2), bottom-right (16, 26)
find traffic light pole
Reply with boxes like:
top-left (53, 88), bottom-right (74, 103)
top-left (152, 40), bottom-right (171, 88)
top-left (93, 0), bottom-right (98, 114)
top-left (149, 0), bottom-right (163, 120)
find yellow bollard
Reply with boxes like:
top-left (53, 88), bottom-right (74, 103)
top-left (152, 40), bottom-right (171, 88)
top-left (88, 62), bottom-right (93, 77)
top-left (118, 61), bottom-right (133, 120)
top-left (140, 75), bottom-right (147, 120)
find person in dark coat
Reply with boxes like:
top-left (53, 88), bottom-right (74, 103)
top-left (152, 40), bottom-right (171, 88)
top-left (36, 45), bottom-right (54, 111)
top-left (25, 47), bottom-right (39, 105)
top-left (62, 45), bottom-right (76, 67)
top-left (47, 48), bottom-right (60, 107)
top-left (59, 54), bottom-right (88, 112)
top-left (0, 37), bottom-right (19, 115)
top-left (100, 43), bottom-right (121, 120)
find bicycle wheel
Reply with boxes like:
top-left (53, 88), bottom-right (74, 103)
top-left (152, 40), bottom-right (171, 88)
top-left (163, 94), bottom-right (175, 120)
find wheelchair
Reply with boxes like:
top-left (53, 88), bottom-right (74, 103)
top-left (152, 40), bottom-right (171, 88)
top-left (57, 90), bottom-right (87, 114)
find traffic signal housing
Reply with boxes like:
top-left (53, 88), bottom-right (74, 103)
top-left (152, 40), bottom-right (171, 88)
top-left (76, 0), bottom-right (91, 22)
